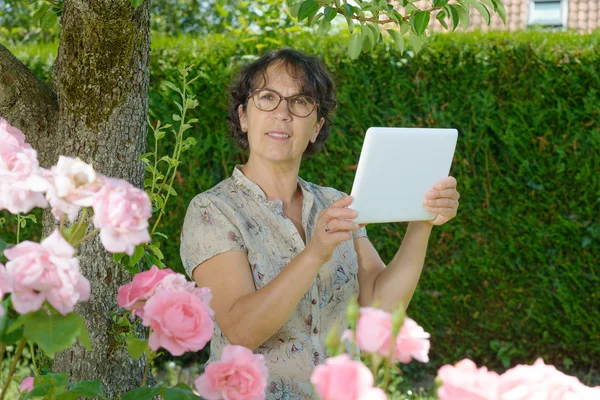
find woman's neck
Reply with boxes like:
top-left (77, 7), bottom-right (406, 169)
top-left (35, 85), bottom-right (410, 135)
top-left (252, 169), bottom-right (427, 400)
top-left (241, 158), bottom-right (302, 207)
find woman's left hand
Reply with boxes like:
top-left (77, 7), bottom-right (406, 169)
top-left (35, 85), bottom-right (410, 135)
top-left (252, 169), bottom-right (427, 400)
top-left (423, 176), bottom-right (460, 226)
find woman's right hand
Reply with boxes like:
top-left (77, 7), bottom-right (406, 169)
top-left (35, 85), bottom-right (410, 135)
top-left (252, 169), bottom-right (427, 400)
top-left (306, 195), bottom-right (360, 264)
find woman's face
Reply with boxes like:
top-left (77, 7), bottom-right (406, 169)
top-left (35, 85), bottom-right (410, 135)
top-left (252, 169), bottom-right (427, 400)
top-left (238, 63), bottom-right (324, 166)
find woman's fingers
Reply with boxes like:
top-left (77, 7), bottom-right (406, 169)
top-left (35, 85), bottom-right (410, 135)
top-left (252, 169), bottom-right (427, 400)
top-left (325, 218), bottom-right (359, 233)
top-left (427, 188), bottom-right (460, 200)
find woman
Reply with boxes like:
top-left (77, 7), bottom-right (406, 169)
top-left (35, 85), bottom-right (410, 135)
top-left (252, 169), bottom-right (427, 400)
top-left (180, 49), bottom-right (459, 398)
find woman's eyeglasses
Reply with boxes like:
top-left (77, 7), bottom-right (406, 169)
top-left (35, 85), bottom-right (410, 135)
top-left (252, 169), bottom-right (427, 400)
top-left (248, 89), bottom-right (319, 118)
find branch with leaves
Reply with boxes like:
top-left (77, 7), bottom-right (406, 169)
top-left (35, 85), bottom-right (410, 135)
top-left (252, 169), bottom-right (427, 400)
top-left (288, 0), bottom-right (506, 58)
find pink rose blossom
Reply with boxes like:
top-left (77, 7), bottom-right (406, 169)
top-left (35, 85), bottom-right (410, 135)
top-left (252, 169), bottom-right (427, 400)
top-left (92, 177), bottom-right (151, 255)
top-left (195, 345), bottom-right (269, 400)
top-left (4, 229), bottom-right (91, 315)
top-left (117, 266), bottom-right (175, 318)
top-left (0, 118), bottom-right (32, 152)
top-left (355, 308), bottom-right (430, 364)
top-left (0, 119), bottom-right (48, 214)
top-left (393, 317), bottom-right (430, 363)
top-left (437, 359), bottom-right (501, 400)
top-left (355, 307), bottom-right (393, 355)
top-left (44, 156), bottom-right (104, 222)
top-left (498, 358), bottom-right (599, 400)
top-left (19, 376), bottom-right (34, 393)
top-left (142, 290), bottom-right (214, 356)
top-left (0, 148), bottom-right (48, 214)
top-left (311, 354), bottom-right (387, 400)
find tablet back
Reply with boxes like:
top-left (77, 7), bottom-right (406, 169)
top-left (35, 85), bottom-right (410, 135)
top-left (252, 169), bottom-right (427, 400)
top-left (349, 127), bottom-right (458, 224)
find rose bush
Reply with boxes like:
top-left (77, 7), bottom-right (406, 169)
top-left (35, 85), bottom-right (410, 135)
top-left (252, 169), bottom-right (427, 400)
top-left (2, 113), bottom-right (600, 400)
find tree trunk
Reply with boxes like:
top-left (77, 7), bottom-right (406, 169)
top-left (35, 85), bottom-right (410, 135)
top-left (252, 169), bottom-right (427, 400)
top-left (0, 43), bottom-right (58, 152)
top-left (43, 0), bottom-right (152, 396)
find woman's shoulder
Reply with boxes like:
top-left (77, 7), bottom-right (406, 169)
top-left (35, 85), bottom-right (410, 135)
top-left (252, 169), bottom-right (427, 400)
top-left (186, 177), bottom-right (240, 212)
top-left (299, 178), bottom-right (348, 203)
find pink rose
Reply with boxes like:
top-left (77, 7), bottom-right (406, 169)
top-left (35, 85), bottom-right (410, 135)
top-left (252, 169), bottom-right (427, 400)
top-left (195, 345), bottom-right (269, 400)
top-left (19, 376), bottom-right (34, 393)
top-left (117, 266), bottom-right (175, 318)
top-left (92, 177), bottom-right (151, 255)
top-left (393, 317), bottom-right (430, 363)
top-left (498, 358), bottom-right (597, 400)
top-left (44, 156), bottom-right (104, 222)
top-left (437, 359), bottom-right (500, 400)
top-left (4, 229), bottom-right (91, 315)
top-left (142, 290), bottom-right (214, 356)
top-left (355, 307), bottom-right (393, 355)
top-left (0, 146), bottom-right (48, 214)
top-left (310, 354), bottom-right (387, 400)
top-left (0, 118), bottom-right (32, 152)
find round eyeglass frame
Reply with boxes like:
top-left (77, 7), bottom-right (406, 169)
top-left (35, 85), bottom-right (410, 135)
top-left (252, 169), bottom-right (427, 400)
top-left (247, 88), bottom-right (319, 118)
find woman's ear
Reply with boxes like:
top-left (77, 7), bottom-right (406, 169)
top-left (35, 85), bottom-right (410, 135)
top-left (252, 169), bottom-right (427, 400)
top-left (310, 117), bottom-right (325, 143)
top-left (238, 104), bottom-right (248, 133)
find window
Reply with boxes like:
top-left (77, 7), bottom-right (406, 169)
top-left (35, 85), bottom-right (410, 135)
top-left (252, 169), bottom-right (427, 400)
top-left (527, 0), bottom-right (568, 28)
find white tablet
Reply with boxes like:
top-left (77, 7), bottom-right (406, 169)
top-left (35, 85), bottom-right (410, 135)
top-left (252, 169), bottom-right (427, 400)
top-left (348, 127), bottom-right (458, 224)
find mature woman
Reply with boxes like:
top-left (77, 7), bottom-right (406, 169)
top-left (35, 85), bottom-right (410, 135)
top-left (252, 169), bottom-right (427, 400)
top-left (180, 49), bottom-right (459, 398)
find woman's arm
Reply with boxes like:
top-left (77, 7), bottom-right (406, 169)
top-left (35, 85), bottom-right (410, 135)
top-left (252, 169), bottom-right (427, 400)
top-left (192, 196), bottom-right (359, 351)
top-left (355, 222), bottom-right (432, 311)
top-left (355, 176), bottom-right (459, 312)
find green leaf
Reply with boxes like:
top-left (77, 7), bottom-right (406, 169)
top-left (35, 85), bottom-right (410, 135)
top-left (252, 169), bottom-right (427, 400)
top-left (56, 380), bottom-right (105, 399)
top-left (144, 252), bottom-right (162, 270)
top-left (126, 337), bottom-right (149, 361)
top-left (411, 10), bottom-right (430, 36)
top-left (479, 0), bottom-right (496, 11)
top-left (153, 232), bottom-right (169, 240)
top-left (436, 10), bottom-right (449, 30)
top-left (324, 7), bottom-right (337, 22)
top-left (367, 23), bottom-right (380, 43)
top-left (113, 252), bottom-right (127, 264)
top-left (75, 314), bottom-right (91, 350)
top-left (317, 18), bottom-right (331, 35)
top-left (387, 29), bottom-right (405, 55)
top-left (464, 0), bottom-right (490, 24)
top-left (361, 24), bottom-right (375, 52)
top-left (121, 387), bottom-right (162, 400)
top-left (128, 244), bottom-right (145, 267)
top-left (147, 243), bottom-right (164, 260)
top-left (346, 17), bottom-right (355, 33)
top-left (433, 0), bottom-right (449, 7)
top-left (409, 33), bottom-right (423, 53)
top-left (448, 5), bottom-right (460, 31)
top-left (33, 4), bottom-right (50, 23)
top-left (0, 237), bottom-right (10, 254)
top-left (298, 0), bottom-right (320, 22)
top-left (453, 4), bottom-right (470, 30)
top-left (23, 311), bottom-right (83, 357)
top-left (1, 317), bottom-right (24, 345)
top-left (129, 0), bottom-right (144, 8)
top-left (491, 0), bottom-right (506, 24)
top-left (164, 385), bottom-right (200, 400)
top-left (172, 114), bottom-right (181, 121)
top-left (348, 32), bottom-right (363, 60)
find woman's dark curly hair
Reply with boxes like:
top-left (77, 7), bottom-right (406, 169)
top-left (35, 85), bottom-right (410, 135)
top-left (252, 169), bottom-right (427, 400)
top-left (226, 49), bottom-right (337, 156)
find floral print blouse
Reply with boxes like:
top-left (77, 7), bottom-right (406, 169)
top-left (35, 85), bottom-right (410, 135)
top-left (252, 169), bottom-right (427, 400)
top-left (180, 165), bottom-right (367, 399)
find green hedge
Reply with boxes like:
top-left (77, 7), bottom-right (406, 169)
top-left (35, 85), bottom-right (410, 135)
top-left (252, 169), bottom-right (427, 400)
top-left (7, 30), bottom-right (600, 375)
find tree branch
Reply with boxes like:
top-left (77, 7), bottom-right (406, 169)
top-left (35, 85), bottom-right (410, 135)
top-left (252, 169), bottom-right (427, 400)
top-left (0, 43), bottom-right (58, 165)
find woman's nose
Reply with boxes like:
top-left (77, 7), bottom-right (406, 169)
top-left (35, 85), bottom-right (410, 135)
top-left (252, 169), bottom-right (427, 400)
top-left (270, 98), bottom-right (292, 120)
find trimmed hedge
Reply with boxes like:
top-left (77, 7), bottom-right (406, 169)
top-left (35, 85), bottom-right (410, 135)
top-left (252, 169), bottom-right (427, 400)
top-left (7, 30), bottom-right (600, 375)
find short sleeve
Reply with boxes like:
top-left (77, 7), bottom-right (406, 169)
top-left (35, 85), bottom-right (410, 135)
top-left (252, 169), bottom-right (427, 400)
top-left (180, 195), bottom-right (247, 279)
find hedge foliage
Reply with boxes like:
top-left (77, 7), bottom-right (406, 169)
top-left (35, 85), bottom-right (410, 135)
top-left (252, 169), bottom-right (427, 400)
top-left (7, 30), bottom-right (600, 375)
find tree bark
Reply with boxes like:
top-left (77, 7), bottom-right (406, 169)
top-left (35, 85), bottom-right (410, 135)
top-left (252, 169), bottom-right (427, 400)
top-left (0, 43), bottom-right (58, 154)
top-left (42, 0), bottom-right (152, 396)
